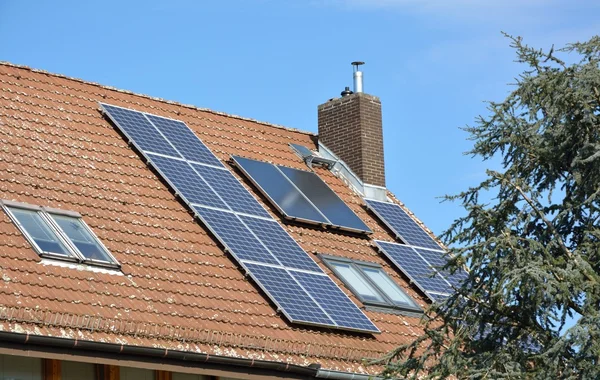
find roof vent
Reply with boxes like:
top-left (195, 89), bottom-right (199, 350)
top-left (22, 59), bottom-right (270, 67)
top-left (340, 86), bottom-right (353, 97)
top-left (290, 143), bottom-right (337, 169)
top-left (352, 61), bottom-right (365, 93)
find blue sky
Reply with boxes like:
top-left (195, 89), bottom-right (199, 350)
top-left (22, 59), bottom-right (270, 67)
top-left (1, 0), bottom-right (599, 238)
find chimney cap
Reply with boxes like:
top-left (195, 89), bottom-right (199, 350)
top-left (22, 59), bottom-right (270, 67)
top-left (351, 61), bottom-right (365, 71)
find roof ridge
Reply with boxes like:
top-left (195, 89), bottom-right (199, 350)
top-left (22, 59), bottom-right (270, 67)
top-left (0, 61), bottom-right (314, 136)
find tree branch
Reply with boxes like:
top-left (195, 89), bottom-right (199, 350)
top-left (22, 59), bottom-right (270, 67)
top-left (494, 173), bottom-right (598, 286)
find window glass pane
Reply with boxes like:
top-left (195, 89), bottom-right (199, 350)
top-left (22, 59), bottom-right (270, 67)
top-left (330, 262), bottom-right (384, 302)
top-left (8, 207), bottom-right (72, 256)
top-left (121, 367), bottom-right (155, 380)
top-left (62, 360), bottom-right (95, 380)
top-left (0, 353), bottom-right (42, 380)
top-left (50, 214), bottom-right (113, 262)
top-left (361, 267), bottom-right (415, 306)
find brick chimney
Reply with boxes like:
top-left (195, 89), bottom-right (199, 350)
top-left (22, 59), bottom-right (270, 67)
top-left (317, 91), bottom-right (386, 187)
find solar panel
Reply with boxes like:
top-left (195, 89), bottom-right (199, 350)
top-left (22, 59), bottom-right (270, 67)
top-left (365, 199), bottom-right (442, 250)
top-left (242, 262), bottom-right (334, 326)
top-left (374, 240), bottom-right (452, 300)
top-left (100, 104), bottom-right (181, 158)
top-left (239, 215), bottom-right (322, 272)
top-left (191, 163), bottom-right (270, 218)
top-left (232, 156), bottom-right (329, 224)
top-left (147, 154), bottom-right (227, 209)
top-left (413, 247), bottom-right (468, 288)
top-left (428, 293), bottom-right (449, 303)
top-left (292, 270), bottom-right (379, 332)
top-left (366, 199), bottom-right (468, 299)
top-left (278, 166), bottom-right (371, 234)
top-left (233, 155), bottom-right (371, 233)
top-left (145, 114), bottom-right (223, 167)
top-left (192, 206), bottom-right (279, 266)
top-left (290, 143), bottom-right (314, 158)
top-left (102, 104), bottom-right (379, 333)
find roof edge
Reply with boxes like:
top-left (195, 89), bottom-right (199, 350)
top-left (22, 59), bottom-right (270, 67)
top-left (316, 368), bottom-right (383, 380)
top-left (0, 61), bottom-right (314, 136)
top-left (0, 304), bottom-right (384, 363)
top-left (0, 330), bottom-right (319, 379)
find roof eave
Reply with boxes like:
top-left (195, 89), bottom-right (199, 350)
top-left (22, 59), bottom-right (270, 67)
top-left (0, 331), bottom-right (319, 379)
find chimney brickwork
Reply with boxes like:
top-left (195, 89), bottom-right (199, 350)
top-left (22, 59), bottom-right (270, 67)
top-left (318, 92), bottom-right (386, 187)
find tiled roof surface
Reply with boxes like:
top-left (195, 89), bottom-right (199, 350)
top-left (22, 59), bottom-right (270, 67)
top-left (0, 62), bottom-right (433, 374)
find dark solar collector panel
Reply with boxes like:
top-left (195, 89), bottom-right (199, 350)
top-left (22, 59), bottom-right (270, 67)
top-left (232, 156), bottom-right (329, 224)
top-left (277, 166), bottom-right (371, 234)
top-left (233, 155), bottom-right (371, 233)
top-left (365, 199), bottom-right (442, 250)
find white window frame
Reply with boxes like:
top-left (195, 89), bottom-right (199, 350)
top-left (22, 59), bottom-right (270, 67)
top-left (2, 200), bottom-right (120, 269)
top-left (321, 254), bottom-right (421, 313)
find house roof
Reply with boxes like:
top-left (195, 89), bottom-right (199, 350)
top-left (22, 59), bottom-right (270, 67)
top-left (0, 62), bottom-right (432, 375)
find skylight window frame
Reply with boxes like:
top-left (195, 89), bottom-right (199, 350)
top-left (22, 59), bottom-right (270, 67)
top-left (46, 211), bottom-right (120, 268)
top-left (1, 200), bottom-right (120, 269)
top-left (320, 255), bottom-right (422, 313)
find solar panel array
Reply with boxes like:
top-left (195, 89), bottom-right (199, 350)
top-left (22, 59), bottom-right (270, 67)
top-left (366, 199), bottom-right (467, 301)
top-left (232, 155), bottom-right (372, 234)
top-left (101, 103), bottom-right (379, 333)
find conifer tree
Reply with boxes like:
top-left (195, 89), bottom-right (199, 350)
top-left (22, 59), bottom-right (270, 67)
top-left (378, 34), bottom-right (600, 379)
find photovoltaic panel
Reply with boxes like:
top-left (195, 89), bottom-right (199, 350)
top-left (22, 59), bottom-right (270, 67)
top-left (292, 270), bottom-right (379, 332)
top-left (148, 154), bottom-right (227, 209)
top-left (429, 293), bottom-right (449, 303)
top-left (411, 247), bottom-right (448, 269)
top-left (239, 215), bottom-right (321, 272)
top-left (195, 207), bottom-right (380, 332)
top-left (102, 103), bottom-right (379, 333)
top-left (366, 199), bottom-right (468, 299)
top-left (375, 240), bottom-right (452, 299)
top-left (413, 247), bottom-right (468, 288)
top-left (100, 104), bottom-right (181, 158)
top-left (191, 163), bottom-right (270, 218)
top-left (242, 262), bottom-right (334, 326)
top-left (192, 206), bottom-right (279, 266)
top-left (278, 166), bottom-right (371, 234)
top-left (145, 114), bottom-right (223, 167)
top-left (232, 156), bottom-right (329, 224)
top-left (365, 199), bottom-right (442, 250)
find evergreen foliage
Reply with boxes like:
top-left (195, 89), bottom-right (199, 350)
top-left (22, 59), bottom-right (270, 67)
top-left (377, 34), bottom-right (600, 379)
